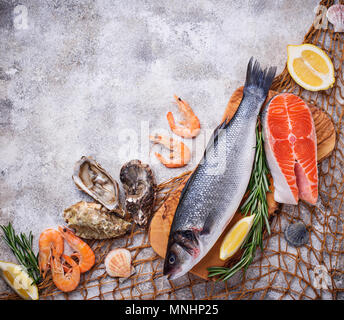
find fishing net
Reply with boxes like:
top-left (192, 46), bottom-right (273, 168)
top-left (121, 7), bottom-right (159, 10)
top-left (1, 0), bottom-right (343, 300)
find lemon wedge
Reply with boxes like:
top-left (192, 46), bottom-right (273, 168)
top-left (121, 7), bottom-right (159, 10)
top-left (219, 215), bottom-right (255, 261)
top-left (0, 261), bottom-right (39, 300)
top-left (287, 44), bottom-right (335, 91)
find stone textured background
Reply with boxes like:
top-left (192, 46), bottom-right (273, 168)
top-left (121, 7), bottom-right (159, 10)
top-left (0, 0), bottom-right (319, 298)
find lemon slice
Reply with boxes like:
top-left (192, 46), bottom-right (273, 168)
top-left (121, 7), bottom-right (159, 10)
top-left (287, 44), bottom-right (335, 91)
top-left (219, 215), bottom-right (255, 261)
top-left (0, 261), bottom-right (39, 300)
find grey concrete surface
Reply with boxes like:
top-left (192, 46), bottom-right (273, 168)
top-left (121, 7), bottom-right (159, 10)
top-left (0, 0), bottom-right (320, 299)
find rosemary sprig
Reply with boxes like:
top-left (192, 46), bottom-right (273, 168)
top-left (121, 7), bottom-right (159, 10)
top-left (0, 223), bottom-right (41, 284)
top-left (208, 119), bottom-right (271, 281)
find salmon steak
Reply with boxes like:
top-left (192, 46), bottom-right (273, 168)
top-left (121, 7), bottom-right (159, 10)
top-left (262, 93), bottom-right (318, 205)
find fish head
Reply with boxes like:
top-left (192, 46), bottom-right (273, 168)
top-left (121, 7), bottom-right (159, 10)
top-left (163, 229), bottom-right (200, 280)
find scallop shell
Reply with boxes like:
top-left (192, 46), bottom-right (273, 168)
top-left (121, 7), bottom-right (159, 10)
top-left (284, 222), bottom-right (309, 247)
top-left (327, 4), bottom-right (344, 33)
top-left (73, 156), bottom-right (121, 214)
top-left (105, 248), bottom-right (133, 278)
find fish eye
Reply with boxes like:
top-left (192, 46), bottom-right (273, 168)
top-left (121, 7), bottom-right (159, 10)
top-left (168, 253), bottom-right (176, 265)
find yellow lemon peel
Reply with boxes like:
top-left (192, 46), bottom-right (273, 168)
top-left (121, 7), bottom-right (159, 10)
top-left (0, 261), bottom-right (39, 300)
top-left (219, 215), bottom-right (255, 261)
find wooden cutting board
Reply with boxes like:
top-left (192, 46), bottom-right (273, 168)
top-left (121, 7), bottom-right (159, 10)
top-left (149, 87), bottom-right (336, 280)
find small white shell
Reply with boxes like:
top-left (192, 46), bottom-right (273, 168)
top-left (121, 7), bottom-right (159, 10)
top-left (327, 4), bottom-right (344, 33)
top-left (105, 248), bottom-right (132, 278)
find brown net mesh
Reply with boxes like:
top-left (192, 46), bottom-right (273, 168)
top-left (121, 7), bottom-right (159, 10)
top-left (1, 0), bottom-right (343, 300)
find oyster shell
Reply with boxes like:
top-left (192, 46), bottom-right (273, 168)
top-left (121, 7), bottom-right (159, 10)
top-left (63, 201), bottom-right (131, 239)
top-left (120, 160), bottom-right (156, 227)
top-left (73, 156), bottom-right (121, 213)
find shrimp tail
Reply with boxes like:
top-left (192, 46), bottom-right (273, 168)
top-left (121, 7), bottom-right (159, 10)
top-left (166, 112), bottom-right (176, 131)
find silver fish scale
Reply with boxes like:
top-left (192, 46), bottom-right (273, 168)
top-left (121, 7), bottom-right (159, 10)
top-left (172, 95), bottom-right (264, 247)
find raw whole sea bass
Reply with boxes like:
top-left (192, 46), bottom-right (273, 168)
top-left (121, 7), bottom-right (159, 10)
top-left (163, 58), bottom-right (276, 279)
top-left (262, 93), bottom-right (318, 205)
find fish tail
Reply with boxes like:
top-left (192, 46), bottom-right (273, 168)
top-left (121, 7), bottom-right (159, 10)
top-left (243, 57), bottom-right (277, 98)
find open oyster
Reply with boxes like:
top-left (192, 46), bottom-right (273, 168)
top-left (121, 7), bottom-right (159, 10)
top-left (63, 201), bottom-right (131, 239)
top-left (120, 160), bottom-right (156, 227)
top-left (73, 156), bottom-right (121, 213)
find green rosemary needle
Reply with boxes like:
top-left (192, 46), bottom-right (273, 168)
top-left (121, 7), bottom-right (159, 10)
top-left (208, 119), bottom-right (271, 281)
top-left (0, 223), bottom-right (41, 284)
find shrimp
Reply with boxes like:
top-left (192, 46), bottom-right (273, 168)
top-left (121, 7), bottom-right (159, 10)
top-left (50, 249), bottom-right (80, 293)
top-left (166, 95), bottom-right (200, 139)
top-left (150, 134), bottom-right (191, 168)
top-left (38, 228), bottom-right (64, 279)
top-left (58, 226), bottom-right (95, 273)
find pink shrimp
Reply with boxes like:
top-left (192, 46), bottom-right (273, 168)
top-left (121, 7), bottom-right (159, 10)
top-left (50, 249), bottom-right (80, 293)
top-left (58, 226), bottom-right (95, 273)
top-left (166, 95), bottom-right (201, 138)
top-left (150, 134), bottom-right (191, 168)
top-left (38, 229), bottom-right (64, 279)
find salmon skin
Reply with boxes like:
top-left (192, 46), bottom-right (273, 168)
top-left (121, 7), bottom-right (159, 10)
top-left (163, 58), bottom-right (276, 279)
top-left (262, 93), bottom-right (318, 205)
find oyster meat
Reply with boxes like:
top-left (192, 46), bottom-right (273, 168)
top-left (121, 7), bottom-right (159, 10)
top-left (120, 160), bottom-right (156, 227)
top-left (73, 156), bottom-right (122, 214)
top-left (63, 201), bottom-right (131, 239)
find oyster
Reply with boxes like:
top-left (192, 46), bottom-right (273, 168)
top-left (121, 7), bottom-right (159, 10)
top-left (63, 201), bottom-right (131, 239)
top-left (120, 160), bottom-right (156, 227)
top-left (73, 156), bottom-right (121, 213)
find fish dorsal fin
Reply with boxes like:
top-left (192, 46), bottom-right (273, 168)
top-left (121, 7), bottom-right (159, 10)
top-left (204, 119), bottom-right (228, 157)
top-left (213, 119), bottom-right (228, 137)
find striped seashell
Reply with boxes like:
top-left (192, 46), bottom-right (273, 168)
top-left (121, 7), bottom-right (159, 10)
top-left (105, 248), bottom-right (132, 278)
top-left (327, 4), bottom-right (344, 33)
